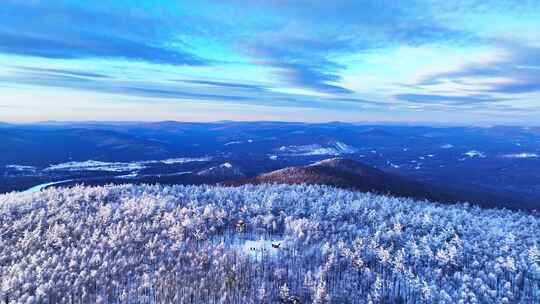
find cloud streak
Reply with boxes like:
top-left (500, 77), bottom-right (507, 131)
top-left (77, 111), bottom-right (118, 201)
top-left (0, 2), bottom-right (206, 66)
top-left (417, 43), bottom-right (540, 95)
top-left (177, 79), bottom-right (267, 91)
top-left (1, 68), bottom-right (370, 110)
top-left (11, 67), bottom-right (112, 79)
top-left (395, 93), bottom-right (506, 105)
top-left (232, 0), bottom-right (473, 95)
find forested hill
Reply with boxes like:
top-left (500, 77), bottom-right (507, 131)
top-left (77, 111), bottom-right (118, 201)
top-left (231, 158), bottom-right (463, 205)
top-left (228, 158), bottom-right (526, 210)
top-left (1, 184), bottom-right (540, 303)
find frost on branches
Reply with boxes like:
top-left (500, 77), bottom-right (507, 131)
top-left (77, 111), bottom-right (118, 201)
top-left (1, 184), bottom-right (540, 303)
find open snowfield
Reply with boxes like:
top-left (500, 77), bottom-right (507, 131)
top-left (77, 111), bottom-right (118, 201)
top-left (1, 184), bottom-right (540, 303)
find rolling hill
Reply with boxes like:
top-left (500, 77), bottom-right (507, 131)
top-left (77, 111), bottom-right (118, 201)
top-left (231, 158), bottom-right (461, 204)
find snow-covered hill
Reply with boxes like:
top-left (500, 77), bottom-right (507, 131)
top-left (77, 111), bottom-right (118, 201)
top-left (1, 184), bottom-right (539, 303)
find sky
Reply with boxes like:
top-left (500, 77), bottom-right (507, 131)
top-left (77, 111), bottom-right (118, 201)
top-left (0, 0), bottom-right (539, 124)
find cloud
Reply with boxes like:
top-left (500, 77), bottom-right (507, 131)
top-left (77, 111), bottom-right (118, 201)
top-left (11, 66), bottom-right (112, 79)
top-left (491, 80), bottom-right (540, 94)
top-left (225, 0), bottom-right (473, 95)
top-left (0, 105), bottom-right (22, 109)
top-left (272, 62), bottom-right (354, 94)
top-left (0, 71), bottom-right (251, 103)
top-left (0, 1), bottom-right (483, 98)
top-left (324, 97), bottom-right (386, 106)
top-left (0, 2), bottom-right (206, 66)
top-left (417, 43), bottom-right (540, 94)
top-left (123, 87), bottom-right (251, 102)
top-left (395, 93), bottom-right (505, 105)
top-left (243, 33), bottom-right (355, 94)
top-left (0, 32), bottom-right (206, 66)
top-left (1, 68), bottom-right (367, 110)
top-left (177, 79), bottom-right (267, 91)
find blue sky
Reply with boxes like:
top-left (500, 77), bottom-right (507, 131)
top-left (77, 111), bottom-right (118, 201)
top-left (0, 0), bottom-right (539, 124)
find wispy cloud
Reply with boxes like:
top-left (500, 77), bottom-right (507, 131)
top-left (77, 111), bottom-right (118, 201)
top-left (176, 79), bottom-right (267, 91)
top-left (0, 2), bottom-right (206, 65)
top-left (395, 93), bottom-right (506, 105)
top-left (11, 66), bottom-right (113, 79)
top-left (233, 0), bottom-right (473, 95)
top-left (1, 67), bottom-right (369, 110)
top-left (416, 43), bottom-right (540, 94)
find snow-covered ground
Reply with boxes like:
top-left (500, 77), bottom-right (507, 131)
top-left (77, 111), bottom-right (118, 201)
top-left (277, 141), bottom-right (358, 156)
top-left (5, 165), bottom-right (37, 172)
top-left (22, 180), bottom-right (72, 193)
top-left (386, 160), bottom-right (400, 168)
top-left (224, 140), bottom-right (253, 146)
top-left (464, 150), bottom-right (486, 158)
top-left (197, 162), bottom-right (243, 177)
top-left (502, 153), bottom-right (538, 159)
top-left (157, 157), bottom-right (212, 165)
top-left (115, 172), bottom-right (139, 179)
top-left (235, 238), bottom-right (284, 261)
top-left (45, 160), bottom-right (146, 172)
top-left (43, 157), bottom-right (212, 172)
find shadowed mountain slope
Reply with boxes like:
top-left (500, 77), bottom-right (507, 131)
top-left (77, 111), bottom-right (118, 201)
top-left (230, 158), bottom-right (459, 203)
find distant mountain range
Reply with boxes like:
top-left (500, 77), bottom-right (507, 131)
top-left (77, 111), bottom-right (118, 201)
top-left (1, 121), bottom-right (539, 210)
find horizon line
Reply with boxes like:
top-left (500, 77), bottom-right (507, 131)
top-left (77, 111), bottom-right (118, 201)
top-left (0, 120), bottom-right (537, 128)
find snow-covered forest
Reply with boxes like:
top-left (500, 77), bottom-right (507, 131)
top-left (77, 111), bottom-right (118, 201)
top-left (1, 184), bottom-right (540, 303)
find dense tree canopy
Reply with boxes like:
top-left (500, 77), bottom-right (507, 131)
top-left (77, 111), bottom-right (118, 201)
top-left (1, 184), bottom-right (540, 303)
